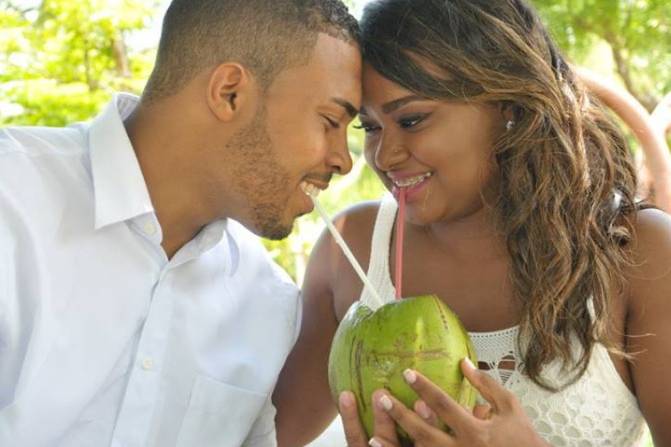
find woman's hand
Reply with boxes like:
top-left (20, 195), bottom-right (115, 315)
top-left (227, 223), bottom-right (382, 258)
top-left (339, 359), bottom-right (549, 447)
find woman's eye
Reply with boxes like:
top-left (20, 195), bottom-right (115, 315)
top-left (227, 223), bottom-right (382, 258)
top-left (353, 122), bottom-right (379, 133)
top-left (398, 114), bottom-right (428, 129)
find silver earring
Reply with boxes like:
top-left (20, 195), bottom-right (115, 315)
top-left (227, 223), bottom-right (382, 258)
top-left (506, 120), bottom-right (515, 131)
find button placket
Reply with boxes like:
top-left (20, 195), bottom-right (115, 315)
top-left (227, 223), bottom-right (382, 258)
top-left (110, 271), bottom-right (175, 445)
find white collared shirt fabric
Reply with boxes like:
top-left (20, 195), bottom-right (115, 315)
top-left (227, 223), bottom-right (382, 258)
top-left (0, 94), bottom-right (301, 447)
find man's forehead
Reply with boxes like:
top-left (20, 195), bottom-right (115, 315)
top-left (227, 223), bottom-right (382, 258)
top-left (264, 34), bottom-right (361, 111)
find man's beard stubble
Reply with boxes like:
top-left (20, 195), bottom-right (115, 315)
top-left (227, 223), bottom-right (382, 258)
top-left (227, 111), bottom-right (295, 240)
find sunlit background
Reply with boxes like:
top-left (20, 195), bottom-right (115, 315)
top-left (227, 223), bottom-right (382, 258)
top-left (1, 0), bottom-right (668, 445)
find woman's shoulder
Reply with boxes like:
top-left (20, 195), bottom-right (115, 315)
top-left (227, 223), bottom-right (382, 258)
top-left (624, 207), bottom-right (671, 318)
top-left (326, 199), bottom-right (382, 271)
top-left (331, 199), bottom-right (382, 237)
top-left (305, 200), bottom-right (384, 315)
top-left (306, 200), bottom-right (382, 282)
top-left (628, 207), bottom-right (671, 272)
top-left (620, 210), bottom-right (671, 442)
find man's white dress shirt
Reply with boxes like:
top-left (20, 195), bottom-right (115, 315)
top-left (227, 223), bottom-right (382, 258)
top-left (0, 94), bottom-right (301, 447)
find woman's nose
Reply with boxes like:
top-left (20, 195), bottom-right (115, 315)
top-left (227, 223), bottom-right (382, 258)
top-left (373, 132), bottom-right (407, 172)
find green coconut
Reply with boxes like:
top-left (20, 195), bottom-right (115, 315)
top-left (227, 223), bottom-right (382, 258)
top-left (328, 294), bottom-right (477, 443)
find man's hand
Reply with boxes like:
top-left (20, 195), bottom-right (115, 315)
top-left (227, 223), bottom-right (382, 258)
top-left (339, 359), bottom-right (549, 447)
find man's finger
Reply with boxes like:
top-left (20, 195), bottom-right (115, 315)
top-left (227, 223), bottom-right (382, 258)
top-left (339, 391), bottom-right (369, 447)
top-left (401, 368), bottom-right (472, 433)
top-left (460, 358), bottom-right (514, 412)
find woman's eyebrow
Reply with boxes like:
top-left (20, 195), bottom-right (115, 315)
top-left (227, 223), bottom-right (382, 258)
top-left (359, 95), bottom-right (426, 117)
top-left (381, 95), bottom-right (424, 114)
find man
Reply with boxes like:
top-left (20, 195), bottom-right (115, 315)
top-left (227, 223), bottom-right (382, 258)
top-left (0, 0), bottom-right (361, 445)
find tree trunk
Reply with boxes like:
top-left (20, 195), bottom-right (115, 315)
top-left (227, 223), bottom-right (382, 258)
top-left (112, 35), bottom-right (131, 78)
top-left (606, 32), bottom-right (656, 112)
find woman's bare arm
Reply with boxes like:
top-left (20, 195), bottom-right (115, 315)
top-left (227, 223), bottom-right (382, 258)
top-left (626, 208), bottom-right (671, 445)
top-left (273, 227), bottom-right (342, 447)
top-left (273, 202), bottom-right (378, 446)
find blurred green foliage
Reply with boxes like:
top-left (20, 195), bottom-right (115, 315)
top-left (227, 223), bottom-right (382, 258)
top-left (0, 0), bottom-right (157, 125)
top-left (534, 0), bottom-right (671, 111)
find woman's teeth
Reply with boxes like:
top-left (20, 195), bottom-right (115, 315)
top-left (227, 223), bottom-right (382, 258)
top-left (300, 181), bottom-right (321, 198)
top-left (393, 172), bottom-right (432, 188)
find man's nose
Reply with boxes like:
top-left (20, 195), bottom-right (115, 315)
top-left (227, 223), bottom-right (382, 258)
top-left (327, 135), bottom-right (354, 176)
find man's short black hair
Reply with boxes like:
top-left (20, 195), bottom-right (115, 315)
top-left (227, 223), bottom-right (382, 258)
top-left (143, 0), bottom-right (360, 102)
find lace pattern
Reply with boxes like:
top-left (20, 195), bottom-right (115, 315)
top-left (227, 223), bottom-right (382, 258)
top-left (470, 326), bottom-right (521, 386)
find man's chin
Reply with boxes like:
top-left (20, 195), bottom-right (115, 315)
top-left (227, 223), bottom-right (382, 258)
top-left (258, 221), bottom-right (294, 241)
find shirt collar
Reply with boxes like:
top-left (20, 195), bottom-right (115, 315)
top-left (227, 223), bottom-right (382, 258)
top-left (89, 93), bottom-right (154, 230)
top-left (87, 93), bottom-right (240, 270)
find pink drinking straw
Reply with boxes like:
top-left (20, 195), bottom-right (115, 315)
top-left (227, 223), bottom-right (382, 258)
top-left (395, 188), bottom-right (406, 300)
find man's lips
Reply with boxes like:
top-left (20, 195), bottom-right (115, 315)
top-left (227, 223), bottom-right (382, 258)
top-left (300, 174), bottom-right (332, 197)
top-left (300, 181), bottom-right (327, 197)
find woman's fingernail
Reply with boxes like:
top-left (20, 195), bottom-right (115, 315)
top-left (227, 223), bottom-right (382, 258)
top-left (403, 368), bottom-right (417, 384)
top-left (339, 391), bottom-right (354, 409)
top-left (416, 400), bottom-right (431, 419)
top-left (378, 394), bottom-right (393, 411)
top-left (463, 357), bottom-right (475, 370)
top-left (369, 438), bottom-right (383, 447)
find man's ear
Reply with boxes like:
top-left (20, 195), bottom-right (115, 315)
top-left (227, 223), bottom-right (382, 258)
top-left (206, 63), bottom-right (255, 122)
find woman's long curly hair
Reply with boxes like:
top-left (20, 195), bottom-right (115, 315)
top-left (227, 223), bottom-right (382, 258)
top-left (360, 0), bottom-right (639, 390)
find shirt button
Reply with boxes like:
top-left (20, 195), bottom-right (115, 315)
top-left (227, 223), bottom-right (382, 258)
top-left (143, 221), bottom-right (157, 236)
top-left (141, 357), bottom-right (154, 370)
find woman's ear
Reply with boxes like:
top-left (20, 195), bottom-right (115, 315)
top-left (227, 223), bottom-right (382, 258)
top-left (206, 62), bottom-right (256, 122)
top-left (499, 101), bottom-right (516, 124)
top-left (498, 101), bottom-right (521, 131)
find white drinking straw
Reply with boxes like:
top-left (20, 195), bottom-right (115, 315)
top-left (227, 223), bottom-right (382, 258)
top-left (308, 192), bottom-right (385, 308)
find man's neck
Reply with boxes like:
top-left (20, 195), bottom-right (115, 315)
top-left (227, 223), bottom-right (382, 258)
top-left (124, 103), bottom-right (213, 259)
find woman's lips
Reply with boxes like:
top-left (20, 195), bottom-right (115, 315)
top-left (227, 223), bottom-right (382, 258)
top-left (389, 172), bottom-right (433, 201)
top-left (392, 174), bottom-right (432, 201)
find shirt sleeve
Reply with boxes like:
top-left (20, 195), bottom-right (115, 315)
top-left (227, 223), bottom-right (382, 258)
top-left (0, 189), bottom-right (33, 410)
top-left (0, 206), bottom-right (17, 409)
top-left (241, 395), bottom-right (279, 447)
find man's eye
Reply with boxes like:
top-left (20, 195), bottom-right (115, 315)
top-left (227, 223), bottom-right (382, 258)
top-left (323, 116), bottom-right (340, 129)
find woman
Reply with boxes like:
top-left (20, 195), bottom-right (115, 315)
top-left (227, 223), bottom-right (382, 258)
top-left (274, 1), bottom-right (671, 445)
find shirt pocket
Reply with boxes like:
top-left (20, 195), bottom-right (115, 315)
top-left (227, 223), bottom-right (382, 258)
top-left (176, 374), bottom-right (268, 447)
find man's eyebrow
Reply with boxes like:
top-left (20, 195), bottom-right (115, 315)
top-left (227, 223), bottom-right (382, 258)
top-left (331, 98), bottom-right (359, 118)
top-left (381, 95), bottom-right (425, 114)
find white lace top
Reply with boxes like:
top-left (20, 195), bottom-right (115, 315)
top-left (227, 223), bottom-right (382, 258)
top-left (359, 194), bottom-right (646, 447)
